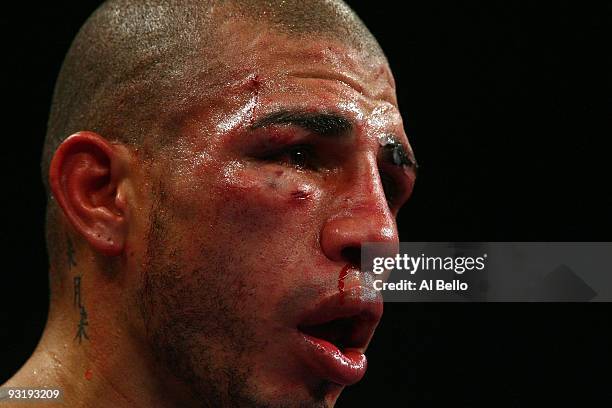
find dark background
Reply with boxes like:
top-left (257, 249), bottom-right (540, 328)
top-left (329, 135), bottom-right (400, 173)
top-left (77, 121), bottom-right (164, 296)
top-left (1, 1), bottom-right (610, 406)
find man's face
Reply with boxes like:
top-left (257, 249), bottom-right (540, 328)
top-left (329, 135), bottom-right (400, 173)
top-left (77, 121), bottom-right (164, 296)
top-left (129, 22), bottom-right (416, 407)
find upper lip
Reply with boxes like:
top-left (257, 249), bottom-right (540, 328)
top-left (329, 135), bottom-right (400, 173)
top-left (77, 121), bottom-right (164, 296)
top-left (296, 285), bottom-right (383, 352)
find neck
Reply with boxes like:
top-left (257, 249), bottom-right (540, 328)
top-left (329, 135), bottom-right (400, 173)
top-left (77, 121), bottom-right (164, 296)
top-left (3, 280), bottom-right (198, 407)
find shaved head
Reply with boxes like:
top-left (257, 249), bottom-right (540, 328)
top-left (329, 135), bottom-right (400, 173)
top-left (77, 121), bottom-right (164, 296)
top-left (42, 0), bottom-right (385, 192)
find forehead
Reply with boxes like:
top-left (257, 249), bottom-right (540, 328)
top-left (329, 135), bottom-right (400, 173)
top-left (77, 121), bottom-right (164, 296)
top-left (163, 18), bottom-right (408, 154)
top-left (214, 19), bottom-right (397, 104)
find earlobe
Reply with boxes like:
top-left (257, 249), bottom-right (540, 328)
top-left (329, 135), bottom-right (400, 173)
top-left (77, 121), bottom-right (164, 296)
top-left (49, 131), bottom-right (128, 257)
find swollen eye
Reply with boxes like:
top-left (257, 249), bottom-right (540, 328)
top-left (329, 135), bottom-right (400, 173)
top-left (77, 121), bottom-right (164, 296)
top-left (277, 145), bottom-right (316, 170)
top-left (260, 144), bottom-right (315, 170)
top-left (288, 147), bottom-right (308, 168)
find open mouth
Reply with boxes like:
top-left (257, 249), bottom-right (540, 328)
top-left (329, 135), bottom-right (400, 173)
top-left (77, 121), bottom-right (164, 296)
top-left (296, 289), bottom-right (383, 385)
top-left (298, 316), bottom-right (367, 353)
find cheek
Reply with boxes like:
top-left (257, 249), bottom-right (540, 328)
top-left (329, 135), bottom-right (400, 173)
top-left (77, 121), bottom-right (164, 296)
top-left (215, 162), bottom-right (323, 217)
top-left (152, 147), bottom-right (344, 268)
top-left (161, 159), bottom-right (327, 257)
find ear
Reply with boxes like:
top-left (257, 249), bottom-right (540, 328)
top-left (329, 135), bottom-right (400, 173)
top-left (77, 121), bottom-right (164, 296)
top-left (49, 131), bottom-right (129, 257)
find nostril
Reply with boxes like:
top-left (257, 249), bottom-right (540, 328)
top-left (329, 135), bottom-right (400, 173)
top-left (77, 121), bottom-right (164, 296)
top-left (341, 247), bottom-right (361, 268)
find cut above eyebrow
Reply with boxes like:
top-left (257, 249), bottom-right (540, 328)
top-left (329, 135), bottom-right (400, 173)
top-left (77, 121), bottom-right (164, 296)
top-left (250, 110), bottom-right (352, 137)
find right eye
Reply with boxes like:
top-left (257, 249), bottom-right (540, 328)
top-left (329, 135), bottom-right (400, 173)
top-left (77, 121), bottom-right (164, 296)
top-left (265, 144), bottom-right (318, 170)
top-left (286, 146), bottom-right (310, 168)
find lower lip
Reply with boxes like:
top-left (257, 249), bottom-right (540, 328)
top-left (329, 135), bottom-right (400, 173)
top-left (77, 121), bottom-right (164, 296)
top-left (299, 333), bottom-right (367, 385)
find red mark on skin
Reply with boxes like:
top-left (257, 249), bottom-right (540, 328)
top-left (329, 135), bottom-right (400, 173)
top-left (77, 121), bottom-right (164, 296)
top-left (84, 369), bottom-right (93, 381)
top-left (338, 267), bottom-right (348, 291)
top-left (247, 74), bottom-right (261, 91)
top-left (338, 264), bottom-right (352, 304)
top-left (290, 189), bottom-right (311, 201)
top-left (251, 127), bottom-right (298, 151)
top-left (248, 74), bottom-right (261, 126)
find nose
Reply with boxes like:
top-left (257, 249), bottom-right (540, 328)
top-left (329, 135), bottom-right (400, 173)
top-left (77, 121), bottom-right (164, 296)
top-left (320, 156), bottom-right (399, 265)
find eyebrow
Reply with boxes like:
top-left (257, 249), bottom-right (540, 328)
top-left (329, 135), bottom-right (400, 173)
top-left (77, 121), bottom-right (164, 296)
top-left (251, 109), bottom-right (418, 174)
top-left (250, 109), bottom-right (353, 137)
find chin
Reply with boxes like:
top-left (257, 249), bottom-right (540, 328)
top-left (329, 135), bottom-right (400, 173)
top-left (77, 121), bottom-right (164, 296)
top-left (248, 381), bottom-right (344, 408)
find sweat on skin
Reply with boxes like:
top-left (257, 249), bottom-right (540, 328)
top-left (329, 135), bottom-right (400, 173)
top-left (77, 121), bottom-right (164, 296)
top-left (3, 1), bottom-right (417, 407)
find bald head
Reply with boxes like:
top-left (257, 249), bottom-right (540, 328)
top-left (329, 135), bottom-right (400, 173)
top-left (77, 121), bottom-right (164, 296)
top-left (42, 0), bottom-right (385, 192)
